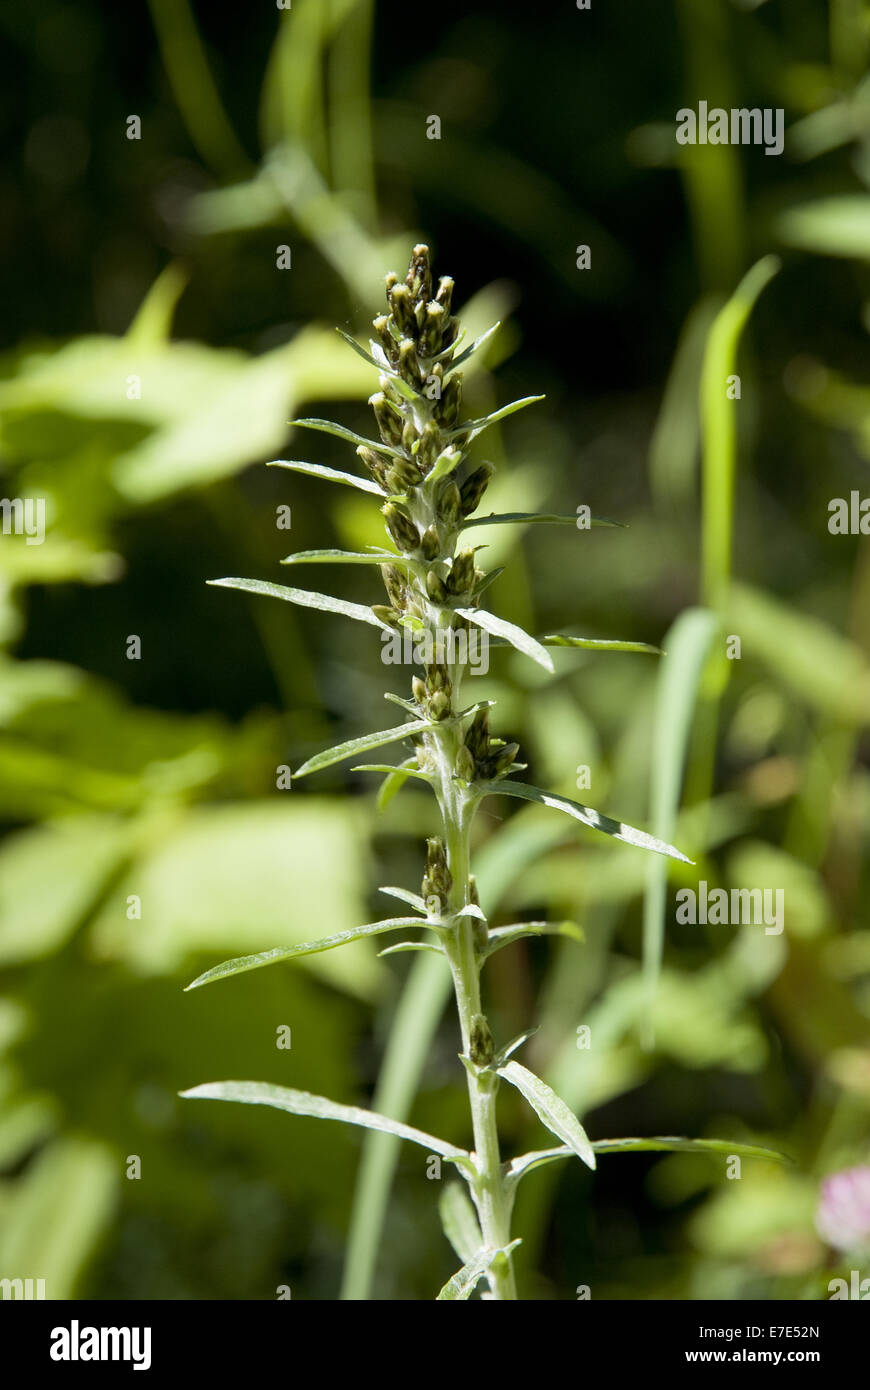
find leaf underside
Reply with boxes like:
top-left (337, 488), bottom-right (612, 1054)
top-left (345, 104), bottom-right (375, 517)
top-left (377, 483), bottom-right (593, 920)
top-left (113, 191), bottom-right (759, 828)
top-left (295, 721), bottom-right (431, 778)
top-left (497, 1060), bottom-right (596, 1170)
top-left (185, 918), bottom-right (427, 991)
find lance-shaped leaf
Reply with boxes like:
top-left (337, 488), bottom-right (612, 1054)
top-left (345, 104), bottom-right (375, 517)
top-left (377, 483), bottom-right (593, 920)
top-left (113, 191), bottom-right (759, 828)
top-left (185, 918), bottom-right (428, 991)
top-left (379, 886), bottom-right (426, 914)
top-left (291, 416), bottom-right (404, 458)
top-left (181, 1081), bottom-right (472, 1171)
top-left (456, 395), bottom-right (545, 442)
top-left (281, 547), bottom-right (409, 568)
top-left (267, 459), bottom-right (383, 496)
top-left (335, 329), bottom-right (424, 403)
top-left (208, 577), bottom-right (388, 630)
top-left (295, 721), bottom-right (431, 778)
top-left (504, 1136), bottom-right (792, 1189)
top-left (455, 608), bottom-right (554, 673)
top-left (424, 447), bottom-right (464, 487)
top-left (494, 1027), bottom-right (540, 1066)
top-left (479, 779), bottom-right (692, 863)
top-left (439, 1181), bottom-right (483, 1263)
top-left (436, 1240), bottom-right (522, 1301)
top-left (461, 511), bottom-right (622, 531)
top-left (446, 322), bottom-right (501, 373)
top-left (379, 941), bottom-right (444, 958)
top-left (483, 920), bottom-right (584, 958)
top-left (496, 1060), bottom-right (596, 1171)
top-left (542, 634), bottom-right (663, 656)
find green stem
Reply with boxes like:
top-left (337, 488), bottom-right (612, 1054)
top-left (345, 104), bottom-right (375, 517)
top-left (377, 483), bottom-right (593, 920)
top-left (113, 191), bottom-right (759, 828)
top-left (435, 732), bottom-right (517, 1300)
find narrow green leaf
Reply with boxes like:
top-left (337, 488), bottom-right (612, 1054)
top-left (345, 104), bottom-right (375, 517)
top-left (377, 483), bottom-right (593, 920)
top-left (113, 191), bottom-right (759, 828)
top-left (335, 327), bottom-right (382, 370)
top-left (439, 1181), bottom-right (483, 1263)
top-left (379, 941), bottom-right (444, 957)
top-left (292, 416), bottom-right (403, 457)
top-left (379, 886), bottom-right (427, 914)
top-left (543, 634), bottom-right (662, 656)
top-left (505, 1136), bottom-right (792, 1187)
top-left (447, 322), bottom-right (501, 372)
top-left (353, 762), bottom-right (432, 788)
top-left (267, 458), bottom-right (383, 495)
top-left (181, 1081), bottom-right (471, 1165)
top-left (436, 1240), bottom-right (522, 1301)
top-left (494, 1027), bottom-right (540, 1065)
top-left (642, 608), bottom-right (717, 1049)
top-left (484, 920), bottom-right (584, 958)
top-left (185, 918), bottom-right (427, 991)
top-left (455, 608), bottom-right (554, 673)
top-left (208, 577), bottom-right (387, 630)
top-left (496, 1060), bottom-right (596, 1171)
top-left (461, 511), bottom-right (623, 530)
top-left (424, 447), bottom-right (464, 487)
top-left (281, 548), bottom-right (406, 567)
top-left (458, 395), bottom-right (544, 441)
top-left (480, 779), bottom-right (692, 863)
top-left (295, 721), bottom-right (431, 779)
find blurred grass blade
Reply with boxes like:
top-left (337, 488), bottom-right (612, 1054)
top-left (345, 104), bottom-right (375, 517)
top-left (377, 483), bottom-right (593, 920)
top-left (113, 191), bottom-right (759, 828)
top-left (439, 1181), bottom-right (483, 1263)
top-left (267, 459), bottom-right (383, 496)
top-left (208, 576), bottom-right (387, 629)
top-left (701, 255), bottom-right (780, 611)
top-left (295, 721), bottom-right (431, 778)
top-left (480, 780), bottom-right (692, 863)
top-left (185, 918), bottom-right (428, 991)
top-left (456, 608), bottom-right (554, 672)
top-left (181, 1081), bottom-right (471, 1166)
top-left (642, 607), bottom-right (717, 1049)
top-left (497, 1060), bottom-right (596, 1170)
top-left (147, 0), bottom-right (248, 174)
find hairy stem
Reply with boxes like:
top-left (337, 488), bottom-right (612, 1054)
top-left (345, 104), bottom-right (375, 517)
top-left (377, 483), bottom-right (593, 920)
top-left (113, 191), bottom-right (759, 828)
top-left (433, 725), bottom-right (517, 1300)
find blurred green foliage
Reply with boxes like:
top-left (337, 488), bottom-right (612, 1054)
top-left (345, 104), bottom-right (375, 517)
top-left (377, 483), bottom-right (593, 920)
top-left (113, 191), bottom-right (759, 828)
top-left (1, 0), bottom-right (869, 1300)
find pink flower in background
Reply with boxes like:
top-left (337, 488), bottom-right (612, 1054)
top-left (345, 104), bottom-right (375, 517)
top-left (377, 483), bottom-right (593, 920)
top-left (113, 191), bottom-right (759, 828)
top-left (816, 1166), bottom-right (870, 1252)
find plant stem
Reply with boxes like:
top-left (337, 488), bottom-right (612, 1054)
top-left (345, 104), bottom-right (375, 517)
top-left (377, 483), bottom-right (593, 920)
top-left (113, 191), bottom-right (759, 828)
top-left (435, 728), bottom-right (517, 1300)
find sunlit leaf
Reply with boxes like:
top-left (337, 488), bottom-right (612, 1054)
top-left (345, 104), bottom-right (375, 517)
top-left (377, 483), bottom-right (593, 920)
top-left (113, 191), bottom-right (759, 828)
top-left (455, 608), bottom-right (554, 673)
top-left (439, 1181), bottom-right (483, 1263)
top-left (496, 1060), bottom-right (596, 1170)
top-left (292, 415), bottom-right (403, 457)
top-left (181, 1081), bottom-right (472, 1167)
top-left (543, 634), bottom-right (662, 656)
top-left (207, 576), bottom-right (387, 630)
top-left (458, 395), bottom-right (544, 441)
top-left (461, 511), bottom-right (622, 530)
top-left (505, 1136), bottom-right (792, 1188)
top-left (296, 721), bottom-right (431, 778)
top-left (436, 1240), bottom-right (521, 1301)
top-left (480, 779), bottom-right (691, 863)
top-left (483, 920), bottom-right (584, 958)
top-left (185, 918), bottom-right (428, 991)
top-left (267, 458), bottom-right (383, 496)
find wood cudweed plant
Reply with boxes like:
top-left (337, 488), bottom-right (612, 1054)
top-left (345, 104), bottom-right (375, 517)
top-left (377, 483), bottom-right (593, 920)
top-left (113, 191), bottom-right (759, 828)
top-left (181, 246), bottom-right (783, 1300)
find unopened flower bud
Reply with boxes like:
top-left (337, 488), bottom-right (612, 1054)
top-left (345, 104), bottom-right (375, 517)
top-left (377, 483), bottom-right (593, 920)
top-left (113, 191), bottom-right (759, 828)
top-left (370, 391), bottom-right (404, 446)
top-left (426, 836), bottom-right (453, 895)
top-left (439, 481), bottom-right (462, 527)
top-left (357, 444), bottom-right (391, 488)
top-left (420, 525), bottom-right (441, 560)
top-left (484, 741), bottom-right (520, 777)
top-left (417, 421), bottom-right (442, 469)
top-left (385, 455), bottom-right (421, 491)
top-left (388, 283), bottom-right (417, 336)
top-left (439, 373), bottom-right (462, 427)
top-left (406, 244), bottom-right (433, 301)
top-left (429, 689), bottom-right (451, 721)
top-left (383, 503), bottom-right (420, 552)
top-left (426, 569), bottom-right (448, 603)
top-left (426, 662), bottom-right (450, 692)
top-left (412, 676), bottom-right (427, 704)
top-left (435, 275), bottom-right (454, 313)
top-left (447, 548), bottom-right (476, 594)
top-left (469, 1013), bottom-right (494, 1067)
top-left (455, 745), bottom-right (476, 782)
top-left (466, 708), bottom-right (490, 759)
top-left (419, 301), bottom-right (446, 356)
top-left (371, 604), bottom-right (400, 628)
top-left (397, 338), bottom-right (420, 385)
top-left (372, 314), bottom-right (394, 356)
top-left (459, 462), bottom-right (495, 517)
